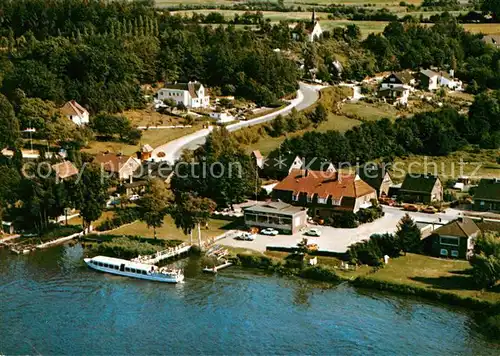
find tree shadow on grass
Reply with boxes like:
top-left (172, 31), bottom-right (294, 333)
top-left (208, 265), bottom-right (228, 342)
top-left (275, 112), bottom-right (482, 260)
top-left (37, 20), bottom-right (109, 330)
top-left (449, 268), bottom-right (473, 276)
top-left (409, 275), bottom-right (480, 291)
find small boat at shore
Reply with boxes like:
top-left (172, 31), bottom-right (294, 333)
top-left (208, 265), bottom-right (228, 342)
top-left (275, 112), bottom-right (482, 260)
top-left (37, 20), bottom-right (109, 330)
top-left (84, 256), bottom-right (184, 283)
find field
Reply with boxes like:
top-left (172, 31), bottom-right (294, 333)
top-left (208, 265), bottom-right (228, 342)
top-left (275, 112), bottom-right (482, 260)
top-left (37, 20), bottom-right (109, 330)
top-left (340, 102), bottom-right (399, 121)
top-left (110, 215), bottom-right (232, 241)
top-left (362, 253), bottom-right (500, 304)
top-left (167, 6), bottom-right (500, 38)
top-left (83, 126), bottom-right (199, 156)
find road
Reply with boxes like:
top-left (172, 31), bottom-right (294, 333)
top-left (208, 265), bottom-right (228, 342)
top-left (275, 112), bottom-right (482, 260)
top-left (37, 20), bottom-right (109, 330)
top-left (151, 82), bottom-right (324, 164)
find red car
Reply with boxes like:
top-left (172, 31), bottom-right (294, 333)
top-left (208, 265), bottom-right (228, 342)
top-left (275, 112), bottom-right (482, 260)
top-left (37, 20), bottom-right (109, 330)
top-left (403, 204), bottom-right (419, 212)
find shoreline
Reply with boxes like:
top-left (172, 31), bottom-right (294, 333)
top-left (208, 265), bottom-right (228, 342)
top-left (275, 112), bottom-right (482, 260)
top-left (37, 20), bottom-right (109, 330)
top-left (229, 251), bottom-right (500, 338)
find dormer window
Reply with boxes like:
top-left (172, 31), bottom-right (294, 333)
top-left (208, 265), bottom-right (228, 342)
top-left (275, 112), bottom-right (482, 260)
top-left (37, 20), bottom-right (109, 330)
top-left (292, 193), bottom-right (299, 202)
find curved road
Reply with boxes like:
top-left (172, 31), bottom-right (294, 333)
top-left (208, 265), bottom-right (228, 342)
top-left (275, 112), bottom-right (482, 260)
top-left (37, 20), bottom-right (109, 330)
top-left (151, 82), bottom-right (324, 164)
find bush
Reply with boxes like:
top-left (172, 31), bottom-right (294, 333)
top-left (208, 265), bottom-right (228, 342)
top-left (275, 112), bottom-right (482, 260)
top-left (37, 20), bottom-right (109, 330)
top-left (300, 265), bottom-right (340, 282)
top-left (237, 253), bottom-right (277, 269)
top-left (92, 237), bottom-right (162, 260)
top-left (348, 233), bottom-right (401, 266)
top-left (356, 205), bottom-right (384, 224)
top-left (330, 212), bottom-right (358, 228)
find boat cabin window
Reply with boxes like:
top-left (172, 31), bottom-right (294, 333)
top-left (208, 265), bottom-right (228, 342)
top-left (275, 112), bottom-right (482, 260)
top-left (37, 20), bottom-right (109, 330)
top-left (142, 271), bottom-right (147, 275)
top-left (98, 262), bottom-right (103, 267)
top-left (130, 268), bottom-right (136, 273)
top-left (125, 267), bottom-right (130, 272)
top-left (103, 264), bottom-right (108, 268)
top-left (114, 265), bottom-right (119, 270)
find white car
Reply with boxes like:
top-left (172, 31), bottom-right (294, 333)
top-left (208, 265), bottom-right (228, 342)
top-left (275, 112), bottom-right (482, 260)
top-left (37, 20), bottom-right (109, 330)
top-left (129, 194), bottom-right (141, 202)
top-left (305, 228), bottom-right (321, 237)
top-left (260, 228), bottom-right (279, 236)
top-left (240, 232), bottom-right (256, 241)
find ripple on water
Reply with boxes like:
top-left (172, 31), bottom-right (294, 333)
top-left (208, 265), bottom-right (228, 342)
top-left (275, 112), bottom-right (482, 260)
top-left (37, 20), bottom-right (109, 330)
top-left (0, 246), bottom-right (499, 355)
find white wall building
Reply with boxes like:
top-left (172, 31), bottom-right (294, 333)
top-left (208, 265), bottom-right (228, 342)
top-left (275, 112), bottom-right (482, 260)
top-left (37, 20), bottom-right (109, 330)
top-left (157, 81), bottom-right (209, 109)
top-left (210, 111), bottom-right (235, 124)
top-left (438, 70), bottom-right (463, 91)
top-left (61, 100), bottom-right (89, 126)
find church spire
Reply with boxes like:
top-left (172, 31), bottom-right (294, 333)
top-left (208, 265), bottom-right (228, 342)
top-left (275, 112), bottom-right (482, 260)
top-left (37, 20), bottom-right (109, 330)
top-left (312, 9), bottom-right (316, 24)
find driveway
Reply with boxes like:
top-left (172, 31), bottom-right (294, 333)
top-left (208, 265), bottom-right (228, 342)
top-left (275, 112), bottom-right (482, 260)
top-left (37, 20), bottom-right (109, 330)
top-left (151, 82), bottom-right (324, 164)
top-left (218, 206), bottom-right (459, 253)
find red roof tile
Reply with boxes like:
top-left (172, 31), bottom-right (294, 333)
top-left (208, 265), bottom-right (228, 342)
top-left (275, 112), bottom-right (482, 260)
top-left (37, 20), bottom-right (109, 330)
top-left (273, 169), bottom-right (375, 199)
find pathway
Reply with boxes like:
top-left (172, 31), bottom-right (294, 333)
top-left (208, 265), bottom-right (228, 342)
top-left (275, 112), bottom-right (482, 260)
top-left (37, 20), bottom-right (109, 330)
top-left (151, 82), bottom-right (325, 164)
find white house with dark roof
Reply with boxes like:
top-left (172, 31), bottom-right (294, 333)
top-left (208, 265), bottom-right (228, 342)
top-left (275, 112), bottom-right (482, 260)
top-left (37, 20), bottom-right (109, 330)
top-left (292, 10), bottom-right (323, 42)
top-left (157, 81), bottom-right (209, 108)
top-left (61, 100), bottom-right (89, 126)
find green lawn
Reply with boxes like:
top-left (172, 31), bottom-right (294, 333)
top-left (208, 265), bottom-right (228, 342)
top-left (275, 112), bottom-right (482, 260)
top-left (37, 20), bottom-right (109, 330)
top-left (83, 126), bottom-right (200, 156)
top-left (365, 253), bottom-right (500, 304)
top-left (109, 215), bottom-right (232, 241)
top-left (67, 211), bottom-right (116, 228)
top-left (340, 102), bottom-right (398, 122)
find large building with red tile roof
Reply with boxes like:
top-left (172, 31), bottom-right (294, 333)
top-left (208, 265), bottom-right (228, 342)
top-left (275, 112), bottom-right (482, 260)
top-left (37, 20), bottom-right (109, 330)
top-left (272, 169), bottom-right (377, 216)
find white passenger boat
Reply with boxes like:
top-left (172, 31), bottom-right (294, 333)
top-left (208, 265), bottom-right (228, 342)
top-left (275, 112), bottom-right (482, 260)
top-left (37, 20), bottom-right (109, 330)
top-left (84, 256), bottom-right (184, 283)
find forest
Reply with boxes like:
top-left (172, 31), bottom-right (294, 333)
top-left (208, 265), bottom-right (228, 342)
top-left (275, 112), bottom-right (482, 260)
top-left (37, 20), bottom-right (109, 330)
top-left (0, 0), bottom-right (298, 115)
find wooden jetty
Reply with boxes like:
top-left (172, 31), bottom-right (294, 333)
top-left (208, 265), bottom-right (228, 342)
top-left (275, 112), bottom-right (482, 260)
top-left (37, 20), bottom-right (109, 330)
top-left (131, 242), bottom-right (192, 264)
top-left (203, 261), bottom-right (233, 274)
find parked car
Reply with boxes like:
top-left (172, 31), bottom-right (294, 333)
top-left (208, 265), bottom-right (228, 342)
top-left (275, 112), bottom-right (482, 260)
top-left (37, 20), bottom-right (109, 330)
top-left (403, 204), bottom-right (419, 212)
top-left (422, 206), bottom-right (438, 214)
top-left (260, 228), bottom-right (279, 236)
top-left (306, 243), bottom-right (319, 252)
top-left (380, 197), bottom-right (395, 206)
top-left (305, 228), bottom-right (321, 237)
top-left (236, 232), bottom-right (256, 241)
top-left (129, 194), bottom-right (141, 202)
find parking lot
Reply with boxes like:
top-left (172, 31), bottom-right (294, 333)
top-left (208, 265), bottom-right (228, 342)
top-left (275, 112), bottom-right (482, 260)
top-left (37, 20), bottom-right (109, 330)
top-left (218, 206), bottom-right (460, 253)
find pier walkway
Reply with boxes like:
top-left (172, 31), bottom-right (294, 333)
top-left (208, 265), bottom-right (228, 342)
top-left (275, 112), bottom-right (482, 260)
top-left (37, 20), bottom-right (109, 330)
top-left (131, 242), bottom-right (192, 264)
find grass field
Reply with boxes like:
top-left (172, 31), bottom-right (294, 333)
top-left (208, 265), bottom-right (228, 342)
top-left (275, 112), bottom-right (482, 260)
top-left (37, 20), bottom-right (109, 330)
top-left (364, 253), bottom-right (500, 304)
top-left (67, 210), bottom-right (115, 227)
top-left (110, 215), bottom-right (232, 241)
top-left (83, 126), bottom-right (200, 156)
top-left (340, 102), bottom-right (399, 121)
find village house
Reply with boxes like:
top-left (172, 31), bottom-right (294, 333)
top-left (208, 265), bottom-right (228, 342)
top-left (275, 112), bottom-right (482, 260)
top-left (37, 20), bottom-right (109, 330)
top-left (157, 81), bottom-right (210, 108)
top-left (272, 169), bottom-right (377, 217)
top-left (399, 173), bottom-right (443, 203)
top-left (210, 111), bottom-right (235, 124)
top-left (482, 34), bottom-right (500, 49)
top-left (60, 100), bottom-right (89, 126)
top-left (262, 152), bottom-right (304, 179)
top-left (252, 150), bottom-right (264, 169)
top-left (243, 201), bottom-right (308, 235)
top-left (51, 161), bottom-right (79, 181)
top-left (419, 69), bottom-right (462, 91)
top-left (419, 69), bottom-right (440, 91)
top-left (378, 71), bottom-right (414, 105)
top-left (423, 217), bottom-right (480, 259)
top-left (437, 70), bottom-right (462, 90)
top-left (357, 164), bottom-right (393, 198)
top-left (93, 153), bottom-right (141, 181)
top-left (292, 11), bottom-right (323, 42)
top-left (473, 178), bottom-right (500, 212)
top-left (136, 144), bottom-right (154, 161)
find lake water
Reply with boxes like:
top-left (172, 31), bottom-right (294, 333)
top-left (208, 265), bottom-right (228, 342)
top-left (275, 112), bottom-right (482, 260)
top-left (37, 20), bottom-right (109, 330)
top-left (0, 244), bottom-right (498, 355)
